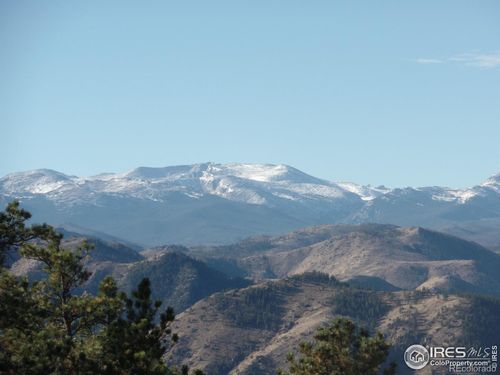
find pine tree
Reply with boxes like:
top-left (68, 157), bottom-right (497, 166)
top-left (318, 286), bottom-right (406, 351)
top-left (0, 201), bottom-right (204, 375)
top-left (277, 318), bottom-right (396, 375)
top-left (96, 277), bottom-right (178, 374)
top-left (0, 200), bottom-right (57, 265)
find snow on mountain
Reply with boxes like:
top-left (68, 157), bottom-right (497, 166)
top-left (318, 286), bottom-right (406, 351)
top-left (0, 163), bottom-right (356, 207)
top-left (1, 169), bottom-right (74, 195)
top-left (1, 164), bottom-right (499, 207)
top-left (478, 172), bottom-right (500, 194)
top-left (336, 182), bottom-right (391, 201)
top-left (423, 172), bottom-right (500, 204)
top-left (1, 164), bottom-right (499, 246)
top-left (430, 188), bottom-right (478, 203)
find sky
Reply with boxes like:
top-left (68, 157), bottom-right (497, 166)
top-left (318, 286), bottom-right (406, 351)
top-left (1, 1), bottom-right (499, 188)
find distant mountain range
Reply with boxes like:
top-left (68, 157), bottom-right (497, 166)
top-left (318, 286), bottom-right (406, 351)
top-left (1, 163), bottom-right (499, 246)
top-left (13, 222), bottom-right (500, 306)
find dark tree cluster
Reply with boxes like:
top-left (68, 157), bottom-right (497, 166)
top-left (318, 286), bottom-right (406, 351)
top-left (289, 271), bottom-right (342, 286)
top-left (461, 295), bottom-right (500, 346)
top-left (215, 284), bottom-right (285, 331)
top-left (332, 287), bottom-right (389, 325)
top-left (278, 318), bottom-right (396, 375)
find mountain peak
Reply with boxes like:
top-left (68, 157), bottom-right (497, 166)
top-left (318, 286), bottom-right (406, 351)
top-left (3, 168), bottom-right (71, 180)
top-left (0, 169), bottom-right (74, 194)
top-left (210, 163), bottom-right (324, 184)
top-left (482, 172), bottom-right (500, 187)
top-left (122, 163), bottom-right (325, 185)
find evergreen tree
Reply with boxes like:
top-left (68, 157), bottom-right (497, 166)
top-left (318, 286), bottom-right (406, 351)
top-left (0, 201), bottom-right (203, 375)
top-left (96, 277), bottom-right (178, 374)
top-left (0, 200), bottom-right (57, 265)
top-left (278, 318), bottom-right (396, 375)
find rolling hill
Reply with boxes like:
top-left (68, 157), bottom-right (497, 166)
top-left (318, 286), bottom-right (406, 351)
top-left (9, 235), bottom-right (250, 314)
top-left (184, 224), bottom-right (500, 298)
top-left (165, 273), bottom-right (500, 375)
top-left (118, 251), bottom-right (251, 313)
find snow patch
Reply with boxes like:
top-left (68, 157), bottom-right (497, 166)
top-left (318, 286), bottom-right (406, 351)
top-left (337, 182), bottom-right (391, 201)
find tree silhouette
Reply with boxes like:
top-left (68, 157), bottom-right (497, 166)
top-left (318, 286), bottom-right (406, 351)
top-left (0, 201), bottom-right (203, 375)
top-left (278, 317), bottom-right (396, 375)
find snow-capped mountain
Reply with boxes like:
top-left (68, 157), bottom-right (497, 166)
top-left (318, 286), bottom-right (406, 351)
top-left (1, 163), bottom-right (499, 246)
top-left (1, 164), bottom-right (354, 205)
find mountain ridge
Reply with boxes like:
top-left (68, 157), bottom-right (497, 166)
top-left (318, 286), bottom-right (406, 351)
top-left (165, 274), bottom-right (500, 375)
top-left (183, 223), bottom-right (500, 298)
top-left (2, 163), bottom-right (499, 246)
top-left (3, 163), bottom-right (499, 203)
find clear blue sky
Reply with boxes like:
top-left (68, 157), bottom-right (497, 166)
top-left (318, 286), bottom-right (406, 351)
top-left (1, 1), bottom-right (499, 188)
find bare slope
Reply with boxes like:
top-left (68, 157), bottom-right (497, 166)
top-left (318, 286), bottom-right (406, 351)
top-left (165, 274), bottom-right (500, 375)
